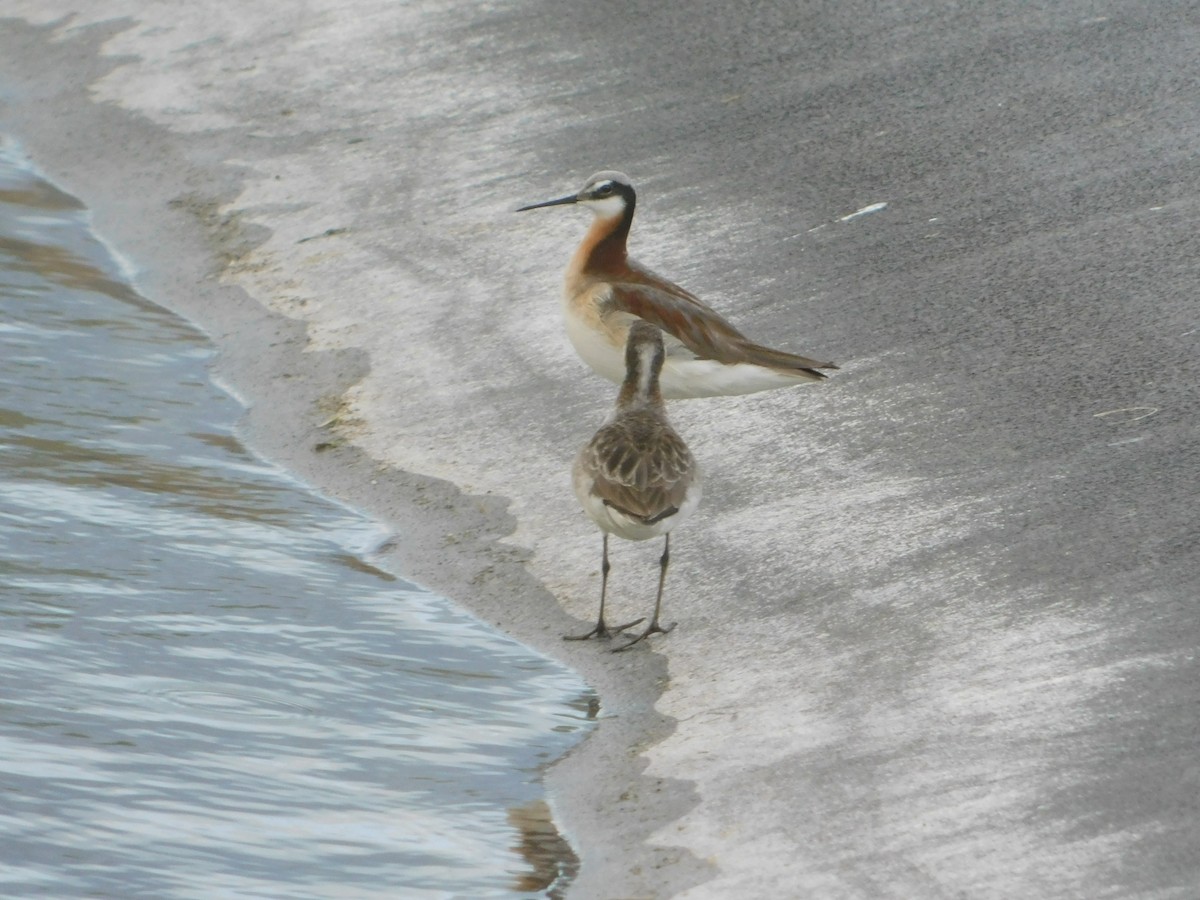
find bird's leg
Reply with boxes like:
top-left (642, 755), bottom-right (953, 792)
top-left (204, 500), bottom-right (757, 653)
top-left (565, 533), bottom-right (644, 641)
top-left (614, 534), bottom-right (677, 652)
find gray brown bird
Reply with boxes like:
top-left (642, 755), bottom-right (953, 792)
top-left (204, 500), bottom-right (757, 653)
top-left (568, 320), bottom-right (701, 651)
top-left (518, 170), bottom-right (837, 398)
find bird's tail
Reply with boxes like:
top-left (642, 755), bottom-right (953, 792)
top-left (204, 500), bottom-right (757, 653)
top-left (736, 341), bottom-right (839, 379)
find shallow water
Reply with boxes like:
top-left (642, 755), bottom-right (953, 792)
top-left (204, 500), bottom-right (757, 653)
top-left (0, 140), bottom-right (590, 898)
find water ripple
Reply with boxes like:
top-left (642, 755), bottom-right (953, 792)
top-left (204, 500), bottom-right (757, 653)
top-left (0, 141), bottom-right (587, 897)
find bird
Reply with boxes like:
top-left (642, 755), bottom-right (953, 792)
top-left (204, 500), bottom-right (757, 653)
top-left (567, 320), bottom-right (701, 651)
top-left (517, 170), bottom-right (837, 398)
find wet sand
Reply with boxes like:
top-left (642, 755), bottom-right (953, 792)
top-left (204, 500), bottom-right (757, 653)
top-left (4, 3), bottom-right (1199, 898)
top-left (0, 9), bottom-right (707, 897)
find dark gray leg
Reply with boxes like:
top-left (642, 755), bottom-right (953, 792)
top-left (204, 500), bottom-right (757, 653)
top-left (614, 534), bottom-right (677, 652)
top-left (565, 533), bottom-right (644, 641)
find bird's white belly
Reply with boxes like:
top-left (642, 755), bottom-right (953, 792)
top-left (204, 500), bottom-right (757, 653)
top-left (659, 356), bottom-right (808, 398)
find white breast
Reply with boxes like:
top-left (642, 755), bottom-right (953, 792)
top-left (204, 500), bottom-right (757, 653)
top-left (561, 295), bottom-right (628, 384)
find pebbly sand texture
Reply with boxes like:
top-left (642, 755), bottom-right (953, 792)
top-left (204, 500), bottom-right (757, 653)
top-left (3, 2), bottom-right (1199, 897)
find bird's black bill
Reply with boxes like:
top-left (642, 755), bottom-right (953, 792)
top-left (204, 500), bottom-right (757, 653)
top-left (516, 193), bottom-right (578, 212)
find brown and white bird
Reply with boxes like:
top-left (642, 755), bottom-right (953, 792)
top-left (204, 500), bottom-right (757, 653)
top-left (568, 320), bottom-right (701, 651)
top-left (518, 170), bottom-right (837, 398)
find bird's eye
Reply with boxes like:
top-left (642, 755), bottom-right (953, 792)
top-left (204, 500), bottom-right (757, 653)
top-left (594, 182), bottom-right (614, 197)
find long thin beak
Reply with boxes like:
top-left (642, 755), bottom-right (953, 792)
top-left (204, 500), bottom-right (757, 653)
top-left (516, 193), bottom-right (578, 212)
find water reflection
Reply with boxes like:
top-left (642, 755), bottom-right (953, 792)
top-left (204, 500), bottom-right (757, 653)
top-left (508, 799), bottom-right (580, 898)
top-left (0, 141), bottom-right (589, 897)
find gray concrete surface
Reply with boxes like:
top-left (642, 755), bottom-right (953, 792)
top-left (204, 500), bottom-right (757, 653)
top-left (2, 1), bottom-right (1197, 897)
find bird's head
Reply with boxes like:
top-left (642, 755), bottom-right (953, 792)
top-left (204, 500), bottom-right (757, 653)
top-left (517, 171), bottom-right (635, 220)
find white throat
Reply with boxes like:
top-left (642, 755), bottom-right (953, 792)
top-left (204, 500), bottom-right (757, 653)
top-left (585, 195), bottom-right (627, 219)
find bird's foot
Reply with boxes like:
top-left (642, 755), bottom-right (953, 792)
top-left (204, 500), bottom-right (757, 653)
top-left (563, 617), bottom-right (645, 642)
top-left (612, 620), bottom-right (676, 652)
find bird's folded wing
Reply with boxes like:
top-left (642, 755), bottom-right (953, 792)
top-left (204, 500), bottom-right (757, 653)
top-left (584, 423), bottom-right (694, 523)
top-left (608, 280), bottom-right (837, 373)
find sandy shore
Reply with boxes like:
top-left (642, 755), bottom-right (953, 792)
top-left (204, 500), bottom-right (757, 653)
top-left (4, 3), bottom-right (1199, 898)
top-left (0, 8), bottom-right (707, 897)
